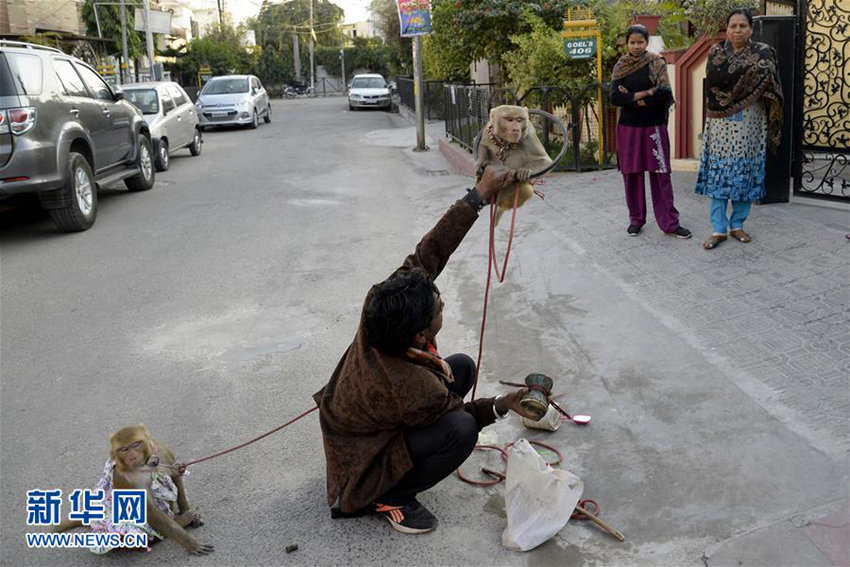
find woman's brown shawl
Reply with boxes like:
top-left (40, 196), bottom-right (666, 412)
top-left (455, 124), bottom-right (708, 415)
top-left (313, 200), bottom-right (497, 514)
top-left (706, 40), bottom-right (784, 152)
top-left (611, 51), bottom-right (671, 91)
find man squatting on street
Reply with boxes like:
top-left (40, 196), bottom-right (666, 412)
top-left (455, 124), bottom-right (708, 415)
top-left (313, 165), bottom-right (538, 534)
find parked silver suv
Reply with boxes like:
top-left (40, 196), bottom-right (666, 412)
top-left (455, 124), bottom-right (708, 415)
top-left (0, 41), bottom-right (155, 232)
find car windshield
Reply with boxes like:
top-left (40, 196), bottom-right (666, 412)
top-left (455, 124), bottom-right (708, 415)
top-left (203, 78), bottom-right (249, 95)
top-left (351, 77), bottom-right (386, 89)
top-left (124, 88), bottom-right (159, 114)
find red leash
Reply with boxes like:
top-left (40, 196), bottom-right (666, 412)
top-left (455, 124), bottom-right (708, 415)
top-left (179, 405), bottom-right (318, 470)
top-left (472, 182), bottom-right (522, 400)
top-left (456, 439), bottom-right (563, 486)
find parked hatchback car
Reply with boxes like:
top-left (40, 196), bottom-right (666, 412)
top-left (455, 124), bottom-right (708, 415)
top-left (123, 81), bottom-right (202, 171)
top-left (0, 41), bottom-right (155, 232)
top-left (195, 75), bottom-right (271, 129)
top-left (348, 74), bottom-right (392, 110)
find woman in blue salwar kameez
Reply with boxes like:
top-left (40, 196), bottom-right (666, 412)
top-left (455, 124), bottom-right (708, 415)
top-left (696, 8), bottom-right (784, 250)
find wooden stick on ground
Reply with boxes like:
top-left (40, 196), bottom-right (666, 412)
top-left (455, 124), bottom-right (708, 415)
top-left (574, 504), bottom-right (626, 542)
top-left (482, 467), bottom-right (506, 481)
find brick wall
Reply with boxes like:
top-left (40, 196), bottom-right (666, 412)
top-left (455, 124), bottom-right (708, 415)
top-left (0, 0), bottom-right (82, 35)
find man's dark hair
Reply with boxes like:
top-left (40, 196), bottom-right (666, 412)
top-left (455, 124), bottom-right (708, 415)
top-left (625, 24), bottom-right (649, 42)
top-left (726, 8), bottom-right (753, 26)
top-left (363, 267), bottom-right (439, 355)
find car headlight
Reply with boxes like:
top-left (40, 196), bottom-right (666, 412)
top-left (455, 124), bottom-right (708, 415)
top-left (239, 99), bottom-right (252, 107)
top-left (195, 101), bottom-right (203, 109)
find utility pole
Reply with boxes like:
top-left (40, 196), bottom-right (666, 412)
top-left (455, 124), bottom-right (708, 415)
top-left (412, 35), bottom-right (426, 151)
top-left (142, 0), bottom-right (155, 79)
top-left (119, 0), bottom-right (130, 84)
top-left (340, 46), bottom-right (345, 91)
top-left (308, 0), bottom-right (314, 90)
top-left (292, 34), bottom-right (301, 82)
top-left (217, 0), bottom-right (223, 25)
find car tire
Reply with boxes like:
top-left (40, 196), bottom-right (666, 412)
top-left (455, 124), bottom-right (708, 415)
top-left (199, 125), bottom-right (207, 132)
top-left (249, 109), bottom-right (258, 129)
top-left (48, 152), bottom-right (97, 232)
top-left (124, 134), bottom-right (155, 192)
top-left (154, 138), bottom-right (169, 172)
top-left (189, 128), bottom-right (202, 156)
top-left (264, 105), bottom-right (271, 123)
top-left (349, 103), bottom-right (355, 111)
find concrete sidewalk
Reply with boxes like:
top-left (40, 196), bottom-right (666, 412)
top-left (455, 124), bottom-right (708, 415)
top-left (412, 120), bottom-right (849, 565)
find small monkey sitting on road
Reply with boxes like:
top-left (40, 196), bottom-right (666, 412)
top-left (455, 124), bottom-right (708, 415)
top-left (55, 424), bottom-right (214, 556)
top-left (476, 105), bottom-right (553, 224)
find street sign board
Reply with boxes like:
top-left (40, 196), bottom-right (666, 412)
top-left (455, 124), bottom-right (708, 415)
top-left (133, 9), bottom-right (172, 34)
top-left (198, 66), bottom-right (212, 86)
top-left (563, 37), bottom-right (596, 59)
top-left (397, 0), bottom-right (432, 37)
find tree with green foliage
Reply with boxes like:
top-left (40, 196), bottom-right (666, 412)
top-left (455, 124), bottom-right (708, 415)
top-left (424, 0), bottom-right (574, 80)
top-left (684, 0), bottom-right (758, 38)
top-left (167, 23), bottom-right (256, 81)
top-left (502, 11), bottom-right (592, 100)
top-left (316, 37), bottom-right (393, 79)
top-left (250, 0), bottom-right (345, 85)
top-left (253, 0), bottom-right (344, 49)
top-left (608, 0), bottom-right (690, 49)
top-left (369, 0), bottom-right (412, 76)
top-left (80, 0), bottom-right (145, 58)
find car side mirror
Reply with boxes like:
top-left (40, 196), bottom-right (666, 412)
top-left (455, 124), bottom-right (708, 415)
top-left (252, 87), bottom-right (258, 95)
top-left (113, 88), bottom-right (125, 101)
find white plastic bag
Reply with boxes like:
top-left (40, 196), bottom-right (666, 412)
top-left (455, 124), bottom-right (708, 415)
top-left (501, 438), bottom-right (583, 551)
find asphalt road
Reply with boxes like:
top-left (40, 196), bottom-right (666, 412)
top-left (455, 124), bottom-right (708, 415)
top-left (0, 97), bottom-right (462, 565)
top-left (1, 97), bottom-right (846, 566)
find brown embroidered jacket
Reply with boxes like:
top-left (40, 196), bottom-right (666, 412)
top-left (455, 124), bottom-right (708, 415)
top-left (313, 198), bottom-right (497, 513)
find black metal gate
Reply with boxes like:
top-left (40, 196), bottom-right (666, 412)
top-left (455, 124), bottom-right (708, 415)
top-left (792, 0), bottom-right (850, 202)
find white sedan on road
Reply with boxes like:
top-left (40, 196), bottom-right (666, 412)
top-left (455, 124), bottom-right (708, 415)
top-left (348, 74), bottom-right (392, 111)
top-left (123, 81), bottom-right (203, 172)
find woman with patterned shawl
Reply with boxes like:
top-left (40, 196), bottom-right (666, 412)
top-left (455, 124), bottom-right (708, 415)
top-left (696, 8), bottom-right (784, 250)
top-left (610, 25), bottom-right (692, 239)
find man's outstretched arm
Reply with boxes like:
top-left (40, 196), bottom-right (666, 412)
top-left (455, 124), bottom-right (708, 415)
top-left (392, 165), bottom-right (516, 281)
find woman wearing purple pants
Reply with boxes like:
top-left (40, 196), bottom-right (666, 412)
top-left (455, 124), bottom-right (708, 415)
top-left (610, 25), bottom-right (691, 239)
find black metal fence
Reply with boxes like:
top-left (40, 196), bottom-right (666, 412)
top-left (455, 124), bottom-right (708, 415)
top-left (314, 77), bottom-right (345, 96)
top-left (444, 83), bottom-right (617, 172)
top-left (396, 77), bottom-right (467, 121)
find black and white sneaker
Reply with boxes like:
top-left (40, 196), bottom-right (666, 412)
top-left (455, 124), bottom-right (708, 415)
top-left (627, 224), bottom-right (642, 236)
top-left (374, 499), bottom-right (438, 534)
top-left (668, 226), bottom-right (693, 239)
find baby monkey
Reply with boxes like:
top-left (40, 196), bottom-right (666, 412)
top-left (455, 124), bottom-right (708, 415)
top-left (55, 424), bottom-right (213, 556)
top-left (476, 105), bottom-right (553, 224)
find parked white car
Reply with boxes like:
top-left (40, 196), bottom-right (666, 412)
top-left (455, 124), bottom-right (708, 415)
top-left (123, 81), bottom-right (202, 171)
top-left (348, 74), bottom-right (392, 110)
top-left (195, 75), bottom-right (271, 129)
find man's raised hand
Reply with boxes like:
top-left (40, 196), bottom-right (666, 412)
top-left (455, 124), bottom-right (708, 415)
top-left (476, 164), bottom-right (516, 202)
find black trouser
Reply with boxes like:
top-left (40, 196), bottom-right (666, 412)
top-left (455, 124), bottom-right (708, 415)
top-left (379, 353), bottom-right (479, 504)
